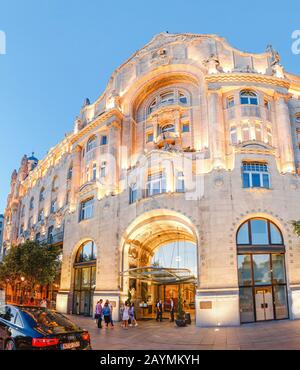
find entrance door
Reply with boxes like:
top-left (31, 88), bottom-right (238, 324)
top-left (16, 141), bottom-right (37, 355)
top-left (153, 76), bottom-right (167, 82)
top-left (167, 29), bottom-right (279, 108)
top-left (255, 287), bottom-right (274, 321)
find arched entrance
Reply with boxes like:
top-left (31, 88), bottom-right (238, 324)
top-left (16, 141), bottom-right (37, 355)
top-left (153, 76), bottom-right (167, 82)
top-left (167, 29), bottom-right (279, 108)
top-left (121, 210), bottom-right (199, 321)
top-left (73, 240), bottom-right (97, 316)
top-left (237, 218), bottom-right (289, 323)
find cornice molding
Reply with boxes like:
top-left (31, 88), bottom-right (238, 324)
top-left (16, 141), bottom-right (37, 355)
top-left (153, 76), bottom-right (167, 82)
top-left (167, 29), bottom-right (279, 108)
top-left (70, 108), bottom-right (124, 145)
top-left (205, 73), bottom-right (290, 89)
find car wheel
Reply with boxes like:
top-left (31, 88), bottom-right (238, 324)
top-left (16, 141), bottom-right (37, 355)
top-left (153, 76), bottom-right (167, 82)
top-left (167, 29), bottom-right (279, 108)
top-left (5, 340), bottom-right (16, 350)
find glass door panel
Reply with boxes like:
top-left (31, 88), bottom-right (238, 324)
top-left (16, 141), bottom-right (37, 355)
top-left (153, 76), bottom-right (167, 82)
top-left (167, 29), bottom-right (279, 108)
top-left (239, 287), bottom-right (255, 323)
top-left (274, 286), bottom-right (288, 319)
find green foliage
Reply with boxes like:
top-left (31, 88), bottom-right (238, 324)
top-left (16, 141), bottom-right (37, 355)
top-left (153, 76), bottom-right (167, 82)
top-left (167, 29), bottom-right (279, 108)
top-left (292, 220), bottom-right (300, 237)
top-left (176, 286), bottom-right (185, 321)
top-left (0, 241), bottom-right (61, 289)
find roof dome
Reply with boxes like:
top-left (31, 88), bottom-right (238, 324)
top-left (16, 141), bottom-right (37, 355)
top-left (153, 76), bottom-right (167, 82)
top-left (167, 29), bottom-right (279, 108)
top-left (28, 152), bottom-right (38, 162)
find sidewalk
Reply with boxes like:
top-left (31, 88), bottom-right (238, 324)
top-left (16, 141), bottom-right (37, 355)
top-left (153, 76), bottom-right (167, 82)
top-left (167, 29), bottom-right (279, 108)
top-left (67, 315), bottom-right (300, 350)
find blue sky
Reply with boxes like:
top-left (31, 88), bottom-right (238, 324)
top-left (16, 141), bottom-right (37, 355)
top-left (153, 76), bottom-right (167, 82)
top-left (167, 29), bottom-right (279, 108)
top-left (0, 0), bottom-right (300, 212)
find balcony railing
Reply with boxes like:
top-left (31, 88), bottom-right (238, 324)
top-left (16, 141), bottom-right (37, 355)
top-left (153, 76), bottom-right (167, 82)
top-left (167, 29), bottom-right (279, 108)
top-left (40, 231), bottom-right (64, 246)
top-left (224, 104), bottom-right (272, 122)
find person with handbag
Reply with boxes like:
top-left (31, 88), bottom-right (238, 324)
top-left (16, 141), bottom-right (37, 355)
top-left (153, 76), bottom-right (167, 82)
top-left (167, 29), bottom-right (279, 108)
top-left (95, 299), bottom-right (103, 329)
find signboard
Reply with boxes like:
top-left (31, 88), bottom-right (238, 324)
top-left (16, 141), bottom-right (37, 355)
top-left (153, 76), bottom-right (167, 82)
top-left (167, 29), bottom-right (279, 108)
top-left (200, 301), bottom-right (212, 310)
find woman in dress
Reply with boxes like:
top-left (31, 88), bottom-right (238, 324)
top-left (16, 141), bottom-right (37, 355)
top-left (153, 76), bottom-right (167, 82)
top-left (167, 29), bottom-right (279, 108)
top-left (122, 301), bottom-right (130, 329)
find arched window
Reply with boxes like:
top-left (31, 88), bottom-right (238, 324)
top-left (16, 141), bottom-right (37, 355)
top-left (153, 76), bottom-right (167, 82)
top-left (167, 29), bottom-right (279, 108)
top-left (179, 92), bottom-right (188, 105)
top-left (75, 240), bottom-right (97, 263)
top-left (39, 187), bottom-right (45, 202)
top-left (29, 197), bottom-right (34, 210)
top-left (73, 240), bottom-right (97, 316)
top-left (87, 135), bottom-right (97, 152)
top-left (67, 165), bottom-right (73, 180)
top-left (52, 176), bottom-right (58, 192)
top-left (237, 218), bottom-right (288, 323)
top-left (240, 90), bottom-right (258, 105)
top-left (237, 218), bottom-right (283, 246)
top-left (158, 124), bottom-right (175, 135)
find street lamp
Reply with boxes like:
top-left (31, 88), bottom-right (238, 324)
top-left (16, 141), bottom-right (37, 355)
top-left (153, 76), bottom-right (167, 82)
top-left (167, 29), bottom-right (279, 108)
top-left (20, 277), bottom-right (26, 304)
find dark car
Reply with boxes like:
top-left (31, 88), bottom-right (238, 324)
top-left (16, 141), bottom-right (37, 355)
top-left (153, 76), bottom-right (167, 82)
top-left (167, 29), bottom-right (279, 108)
top-left (0, 304), bottom-right (91, 350)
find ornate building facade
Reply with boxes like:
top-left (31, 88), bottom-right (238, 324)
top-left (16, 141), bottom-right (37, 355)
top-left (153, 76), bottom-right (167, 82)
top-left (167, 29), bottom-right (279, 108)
top-left (3, 33), bottom-right (300, 326)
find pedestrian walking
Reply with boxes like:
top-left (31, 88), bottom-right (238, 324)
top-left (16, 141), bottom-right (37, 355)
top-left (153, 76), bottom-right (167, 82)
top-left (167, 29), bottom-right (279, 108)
top-left (95, 299), bottom-right (103, 329)
top-left (122, 301), bottom-right (130, 329)
top-left (129, 302), bottom-right (138, 327)
top-left (108, 300), bottom-right (114, 328)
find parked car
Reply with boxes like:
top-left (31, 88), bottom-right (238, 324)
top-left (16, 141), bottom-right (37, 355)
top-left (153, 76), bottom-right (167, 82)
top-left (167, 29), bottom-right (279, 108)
top-left (0, 304), bottom-right (91, 350)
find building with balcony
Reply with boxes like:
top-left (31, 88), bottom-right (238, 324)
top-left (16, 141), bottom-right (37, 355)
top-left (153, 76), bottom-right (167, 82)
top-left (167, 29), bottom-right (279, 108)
top-left (3, 33), bottom-right (300, 326)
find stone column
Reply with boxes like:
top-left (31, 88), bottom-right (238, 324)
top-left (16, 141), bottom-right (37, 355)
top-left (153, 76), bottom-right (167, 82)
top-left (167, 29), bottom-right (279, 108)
top-left (207, 90), bottom-right (226, 169)
top-left (174, 110), bottom-right (181, 136)
top-left (108, 121), bottom-right (121, 194)
top-left (274, 94), bottom-right (295, 173)
top-left (70, 145), bottom-right (82, 212)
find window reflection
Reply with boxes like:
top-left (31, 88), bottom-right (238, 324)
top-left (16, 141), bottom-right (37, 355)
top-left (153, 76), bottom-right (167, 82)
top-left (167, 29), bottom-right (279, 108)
top-left (251, 219), bottom-right (269, 245)
top-left (272, 254), bottom-right (286, 284)
top-left (253, 254), bottom-right (271, 285)
top-left (238, 255), bottom-right (252, 286)
top-left (237, 223), bottom-right (249, 245)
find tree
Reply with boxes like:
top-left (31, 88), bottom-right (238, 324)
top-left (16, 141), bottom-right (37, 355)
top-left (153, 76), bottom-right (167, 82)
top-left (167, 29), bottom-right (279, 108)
top-left (176, 285), bottom-right (185, 321)
top-left (0, 241), bottom-right (61, 299)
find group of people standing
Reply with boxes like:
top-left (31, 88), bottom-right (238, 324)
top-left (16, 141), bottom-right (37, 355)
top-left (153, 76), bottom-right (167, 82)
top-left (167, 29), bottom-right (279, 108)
top-left (95, 299), bottom-right (114, 329)
top-left (120, 302), bottom-right (138, 329)
top-left (95, 299), bottom-right (138, 330)
top-left (156, 298), bottom-right (175, 322)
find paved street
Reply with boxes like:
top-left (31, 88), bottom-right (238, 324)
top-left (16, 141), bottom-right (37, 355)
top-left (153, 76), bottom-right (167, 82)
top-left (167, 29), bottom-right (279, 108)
top-left (68, 315), bottom-right (300, 350)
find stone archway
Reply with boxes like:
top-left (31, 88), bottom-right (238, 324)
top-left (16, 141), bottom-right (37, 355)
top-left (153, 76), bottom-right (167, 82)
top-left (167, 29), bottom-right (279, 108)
top-left (120, 209), bottom-right (200, 320)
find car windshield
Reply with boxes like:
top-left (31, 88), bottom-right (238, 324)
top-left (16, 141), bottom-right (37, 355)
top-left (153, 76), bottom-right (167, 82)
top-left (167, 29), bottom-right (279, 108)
top-left (21, 307), bottom-right (80, 335)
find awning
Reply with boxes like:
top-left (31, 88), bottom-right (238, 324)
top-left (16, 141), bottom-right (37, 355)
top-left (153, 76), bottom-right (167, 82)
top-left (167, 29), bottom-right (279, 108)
top-left (121, 266), bottom-right (197, 285)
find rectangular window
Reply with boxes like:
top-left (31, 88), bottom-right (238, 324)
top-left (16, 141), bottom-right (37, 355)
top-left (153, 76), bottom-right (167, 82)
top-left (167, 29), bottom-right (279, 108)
top-left (51, 199), bottom-right (57, 214)
top-left (242, 162), bottom-right (270, 189)
top-left (239, 287), bottom-right (255, 323)
top-left (100, 136), bottom-right (108, 146)
top-left (100, 161), bottom-right (106, 177)
top-left (47, 226), bottom-right (54, 244)
top-left (238, 255), bottom-right (252, 286)
top-left (176, 171), bottom-right (185, 193)
top-left (92, 163), bottom-right (97, 181)
top-left (38, 210), bottom-right (44, 223)
top-left (227, 96), bottom-right (235, 108)
top-left (182, 123), bottom-right (190, 133)
top-left (253, 254), bottom-right (271, 285)
top-left (129, 184), bottom-right (138, 204)
top-left (146, 172), bottom-right (166, 197)
top-left (146, 133), bottom-right (154, 143)
top-left (80, 198), bottom-right (94, 221)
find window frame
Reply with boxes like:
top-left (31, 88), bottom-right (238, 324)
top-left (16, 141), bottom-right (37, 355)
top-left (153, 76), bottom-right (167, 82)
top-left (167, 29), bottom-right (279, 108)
top-left (79, 198), bottom-right (94, 222)
top-left (242, 162), bottom-right (270, 189)
top-left (240, 90), bottom-right (259, 106)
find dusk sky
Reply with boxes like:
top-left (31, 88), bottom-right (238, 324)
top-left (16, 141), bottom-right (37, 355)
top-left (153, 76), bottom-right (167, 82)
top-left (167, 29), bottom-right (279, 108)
top-left (1, 0), bottom-right (300, 212)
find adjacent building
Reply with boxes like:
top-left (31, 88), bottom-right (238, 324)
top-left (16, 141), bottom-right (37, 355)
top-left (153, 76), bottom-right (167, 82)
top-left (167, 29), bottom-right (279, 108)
top-left (0, 214), bottom-right (4, 260)
top-left (3, 33), bottom-right (300, 326)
